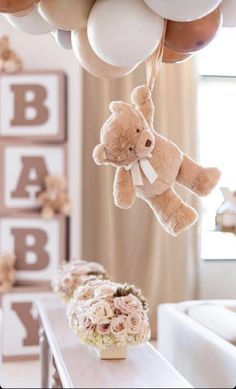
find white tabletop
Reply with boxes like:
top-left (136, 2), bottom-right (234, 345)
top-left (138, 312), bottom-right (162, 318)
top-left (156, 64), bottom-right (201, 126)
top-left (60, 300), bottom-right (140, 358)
top-left (37, 296), bottom-right (192, 389)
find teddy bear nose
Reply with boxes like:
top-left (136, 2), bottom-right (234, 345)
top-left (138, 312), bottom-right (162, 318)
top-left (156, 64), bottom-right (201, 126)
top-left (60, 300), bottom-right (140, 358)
top-left (145, 139), bottom-right (152, 148)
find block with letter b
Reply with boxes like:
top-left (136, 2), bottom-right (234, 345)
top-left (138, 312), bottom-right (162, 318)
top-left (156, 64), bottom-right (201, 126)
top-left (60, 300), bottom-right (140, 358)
top-left (0, 71), bottom-right (66, 142)
top-left (0, 142), bottom-right (67, 212)
top-left (0, 215), bottom-right (68, 284)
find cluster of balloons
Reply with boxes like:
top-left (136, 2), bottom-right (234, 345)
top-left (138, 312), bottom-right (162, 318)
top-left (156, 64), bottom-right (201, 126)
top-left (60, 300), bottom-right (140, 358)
top-left (1, 0), bottom-right (236, 79)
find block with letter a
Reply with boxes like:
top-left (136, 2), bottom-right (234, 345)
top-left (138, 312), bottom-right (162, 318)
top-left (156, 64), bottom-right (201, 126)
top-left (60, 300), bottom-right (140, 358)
top-left (0, 215), bottom-right (68, 284)
top-left (0, 71), bottom-right (66, 142)
top-left (1, 287), bottom-right (51, 361)
top-left (0, 143), bottom-right (66, 212)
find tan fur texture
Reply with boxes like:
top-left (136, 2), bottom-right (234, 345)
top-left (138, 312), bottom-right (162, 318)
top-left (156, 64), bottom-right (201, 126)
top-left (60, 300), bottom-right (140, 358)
top-left (0, 36), bottom-right (22, 74)
top-left (0, 254), bottom-right (16, 292)
top-left (37, 175), bottom-right (71, 219)
top-left (93, 85), bottom-right (221, 236)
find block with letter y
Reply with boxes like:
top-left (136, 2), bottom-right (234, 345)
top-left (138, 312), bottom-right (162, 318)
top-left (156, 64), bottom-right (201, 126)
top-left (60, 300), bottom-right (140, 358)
top-left (1, 286), bottom-right (52, 361)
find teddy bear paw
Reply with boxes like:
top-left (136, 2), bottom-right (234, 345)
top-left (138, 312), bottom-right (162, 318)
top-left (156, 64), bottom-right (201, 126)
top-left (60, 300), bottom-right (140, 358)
top-left (131, 85), bottom-right (151, 106)
top-left (166, 204), bottom-right (198, 236)
top-left (192, 167), bottom-right (221, 197)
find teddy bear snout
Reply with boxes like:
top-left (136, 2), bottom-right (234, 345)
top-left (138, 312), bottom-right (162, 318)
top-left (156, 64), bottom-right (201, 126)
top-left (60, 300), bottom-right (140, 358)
top-left (135, 131), bottom-right (155, 158)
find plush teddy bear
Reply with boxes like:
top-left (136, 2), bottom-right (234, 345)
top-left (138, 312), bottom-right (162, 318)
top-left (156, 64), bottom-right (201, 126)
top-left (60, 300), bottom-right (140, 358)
top-left (0, 36), bottom-right (22, 74)
top-left (37, 175), bottom-right (71, 219)
top-left (93, 85), bottom-right (221, 236)
top-left (0, 254), bottom-right (16, 292)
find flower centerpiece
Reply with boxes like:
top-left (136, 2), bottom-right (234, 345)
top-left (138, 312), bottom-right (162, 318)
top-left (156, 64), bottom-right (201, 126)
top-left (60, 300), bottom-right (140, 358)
top-left (52, 260), bottom-right (108, 302)
top-left (67, 280), bottom-right (151, 359)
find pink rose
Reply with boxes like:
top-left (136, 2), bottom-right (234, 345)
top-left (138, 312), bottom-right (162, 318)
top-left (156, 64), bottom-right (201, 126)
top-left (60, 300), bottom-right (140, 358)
top-left (114, 294), bottom-right (143, 315)
top-left (95, 283), bottom-right (117, 299)
top-left (88, 262), bottom-right (106, 274)
top-left (74, 285), bottom-right (94, 301)
top-left (110, 316), bottom-right (127, 337)
top-left (126, 314), bottom-right (142, 334)
top-left (136, 319), bottom-right (151, 344)
top-left (97, 323), bottom-right (111, 335)
top-left (80, 315), bottom-right (94, 332)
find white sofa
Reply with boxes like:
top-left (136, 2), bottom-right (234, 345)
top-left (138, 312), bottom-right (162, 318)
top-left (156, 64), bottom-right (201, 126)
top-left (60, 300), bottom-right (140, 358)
top-left (158, 300), bottom-right (236, 389)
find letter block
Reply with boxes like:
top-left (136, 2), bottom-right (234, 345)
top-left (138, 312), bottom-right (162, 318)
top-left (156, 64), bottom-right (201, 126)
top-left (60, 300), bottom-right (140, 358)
top-left (0, 215), bottom-right (68, 284)
top-left (1, 287), bottom-right (51, 361)
top-left (0, 71), bottom-right (66, 142)
top-left (0, 143), bottom-right (66, 212)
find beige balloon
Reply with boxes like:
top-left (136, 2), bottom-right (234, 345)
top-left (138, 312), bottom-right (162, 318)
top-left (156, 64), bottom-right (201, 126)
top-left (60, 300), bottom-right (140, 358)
top-left (72, 29), bottom-right (136, 79)
top-left (38, 0), bottom-right (96, 31)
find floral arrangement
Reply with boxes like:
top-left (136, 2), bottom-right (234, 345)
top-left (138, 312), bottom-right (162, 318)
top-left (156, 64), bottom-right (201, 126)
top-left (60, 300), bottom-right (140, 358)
top-left (67, 280), bottom-right (151, 350)
top-left (52, 260), bottom-right (108, 302)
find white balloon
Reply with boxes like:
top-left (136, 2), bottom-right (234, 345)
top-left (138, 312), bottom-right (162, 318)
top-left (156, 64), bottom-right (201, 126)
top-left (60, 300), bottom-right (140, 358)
top-left (53, 29), bottom-right (72, 50)
top-left (88, 0), bottom-right (164, 68)
top-left (144, 0), bottom-right (222, 22)
top-left (5, 5), bottom-right (52, 34)
top-left (221, 0), bottom-right (236, 27)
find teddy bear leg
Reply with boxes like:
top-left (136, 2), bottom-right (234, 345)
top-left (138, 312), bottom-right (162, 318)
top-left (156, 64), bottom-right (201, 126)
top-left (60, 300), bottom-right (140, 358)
top-left (41, 206), bottom-right (54, 220)
top-left (61, 202), bottom-right (70, 216)
top-left (146, 189), bottom-right (198, 236)
top-left (177, 155), bottom-right (221, 197)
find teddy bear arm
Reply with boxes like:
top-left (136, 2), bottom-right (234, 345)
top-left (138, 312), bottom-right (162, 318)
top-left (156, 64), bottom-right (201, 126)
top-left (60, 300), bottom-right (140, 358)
top-left (130, 85), bottom-right (154, 128)
top-left (113, 168), bottom-right (136, 209)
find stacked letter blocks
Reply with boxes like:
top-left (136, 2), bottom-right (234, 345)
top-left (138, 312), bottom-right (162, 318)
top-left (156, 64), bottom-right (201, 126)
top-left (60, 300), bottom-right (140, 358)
top-left (0, 71), bottom-right (69, 360)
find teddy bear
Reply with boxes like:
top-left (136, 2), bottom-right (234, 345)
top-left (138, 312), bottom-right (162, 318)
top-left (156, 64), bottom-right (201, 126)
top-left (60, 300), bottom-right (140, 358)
top-left (0, 254), bottom-right (16, 292)
top-left (37, 175), bottom-right (71, 219)
top-left (0, 36), bottom-right (22, 74)
top-left (93, 85), bottom-right (221, 236)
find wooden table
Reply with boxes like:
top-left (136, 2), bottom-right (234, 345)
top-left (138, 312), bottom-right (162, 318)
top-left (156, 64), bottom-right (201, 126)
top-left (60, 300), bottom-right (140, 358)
top-left (37, 296), bottom-right (192, 389)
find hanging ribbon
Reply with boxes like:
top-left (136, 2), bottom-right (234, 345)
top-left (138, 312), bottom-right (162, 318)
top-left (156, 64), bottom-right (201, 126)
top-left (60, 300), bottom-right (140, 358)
top-left (145, 19), bottom-right (167, 92)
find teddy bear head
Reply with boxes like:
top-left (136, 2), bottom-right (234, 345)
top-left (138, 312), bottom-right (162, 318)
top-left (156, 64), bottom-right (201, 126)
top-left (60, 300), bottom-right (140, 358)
top-left (93, 101), bottom-right (155, 168)
top-left (44, 175), bottom-right (66, 193)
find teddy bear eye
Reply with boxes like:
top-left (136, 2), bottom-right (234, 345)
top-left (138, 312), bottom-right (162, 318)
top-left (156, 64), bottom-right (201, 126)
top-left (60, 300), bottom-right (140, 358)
top-left (136, 129), bottom-right (140, 133)
top-left (129, 147), bottom-right (133, 152)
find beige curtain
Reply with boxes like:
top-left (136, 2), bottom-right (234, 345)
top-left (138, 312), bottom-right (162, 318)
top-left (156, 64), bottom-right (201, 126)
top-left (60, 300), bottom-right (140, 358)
top-left (80, 60), bottom-right (199, 337)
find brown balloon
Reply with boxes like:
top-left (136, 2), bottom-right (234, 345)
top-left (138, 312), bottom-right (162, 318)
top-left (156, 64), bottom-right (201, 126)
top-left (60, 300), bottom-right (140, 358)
top-left (162, 46), bottom-right (193, 64)
top-left (0, 0), bottom-right (39, 13)
top-left (165, 7), bottom-right (222, 53)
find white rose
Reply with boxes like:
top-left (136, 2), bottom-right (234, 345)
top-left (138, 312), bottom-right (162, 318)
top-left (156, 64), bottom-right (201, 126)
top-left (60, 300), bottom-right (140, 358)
top-left (89, 301), bottom-right (113, 324)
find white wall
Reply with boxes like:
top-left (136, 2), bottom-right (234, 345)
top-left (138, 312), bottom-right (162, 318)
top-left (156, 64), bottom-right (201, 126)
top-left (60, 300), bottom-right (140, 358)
top-left (0, 16), bottom-right (83, 259)
top-left (200, 261), bottom-right (236, 299)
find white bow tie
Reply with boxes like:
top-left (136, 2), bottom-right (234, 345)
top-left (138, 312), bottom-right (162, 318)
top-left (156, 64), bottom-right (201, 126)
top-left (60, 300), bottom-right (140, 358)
top-left (125, 155), bottom-right (158, 186)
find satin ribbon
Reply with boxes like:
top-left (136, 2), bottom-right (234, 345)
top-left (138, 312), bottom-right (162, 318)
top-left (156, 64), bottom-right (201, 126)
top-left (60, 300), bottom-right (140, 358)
top-left (125, 156), bottom-right (158, 186)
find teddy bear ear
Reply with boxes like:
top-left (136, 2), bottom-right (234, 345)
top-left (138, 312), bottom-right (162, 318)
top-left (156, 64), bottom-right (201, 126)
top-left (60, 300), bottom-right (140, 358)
top-left (93, 144), bottom-right (108, 165)
top-left (109, 101), bottom-right (132, 113)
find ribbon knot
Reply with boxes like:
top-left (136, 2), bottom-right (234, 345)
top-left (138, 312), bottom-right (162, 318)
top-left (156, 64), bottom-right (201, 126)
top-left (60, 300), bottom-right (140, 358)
top-left (125, 155), bottom-right (158, 186)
